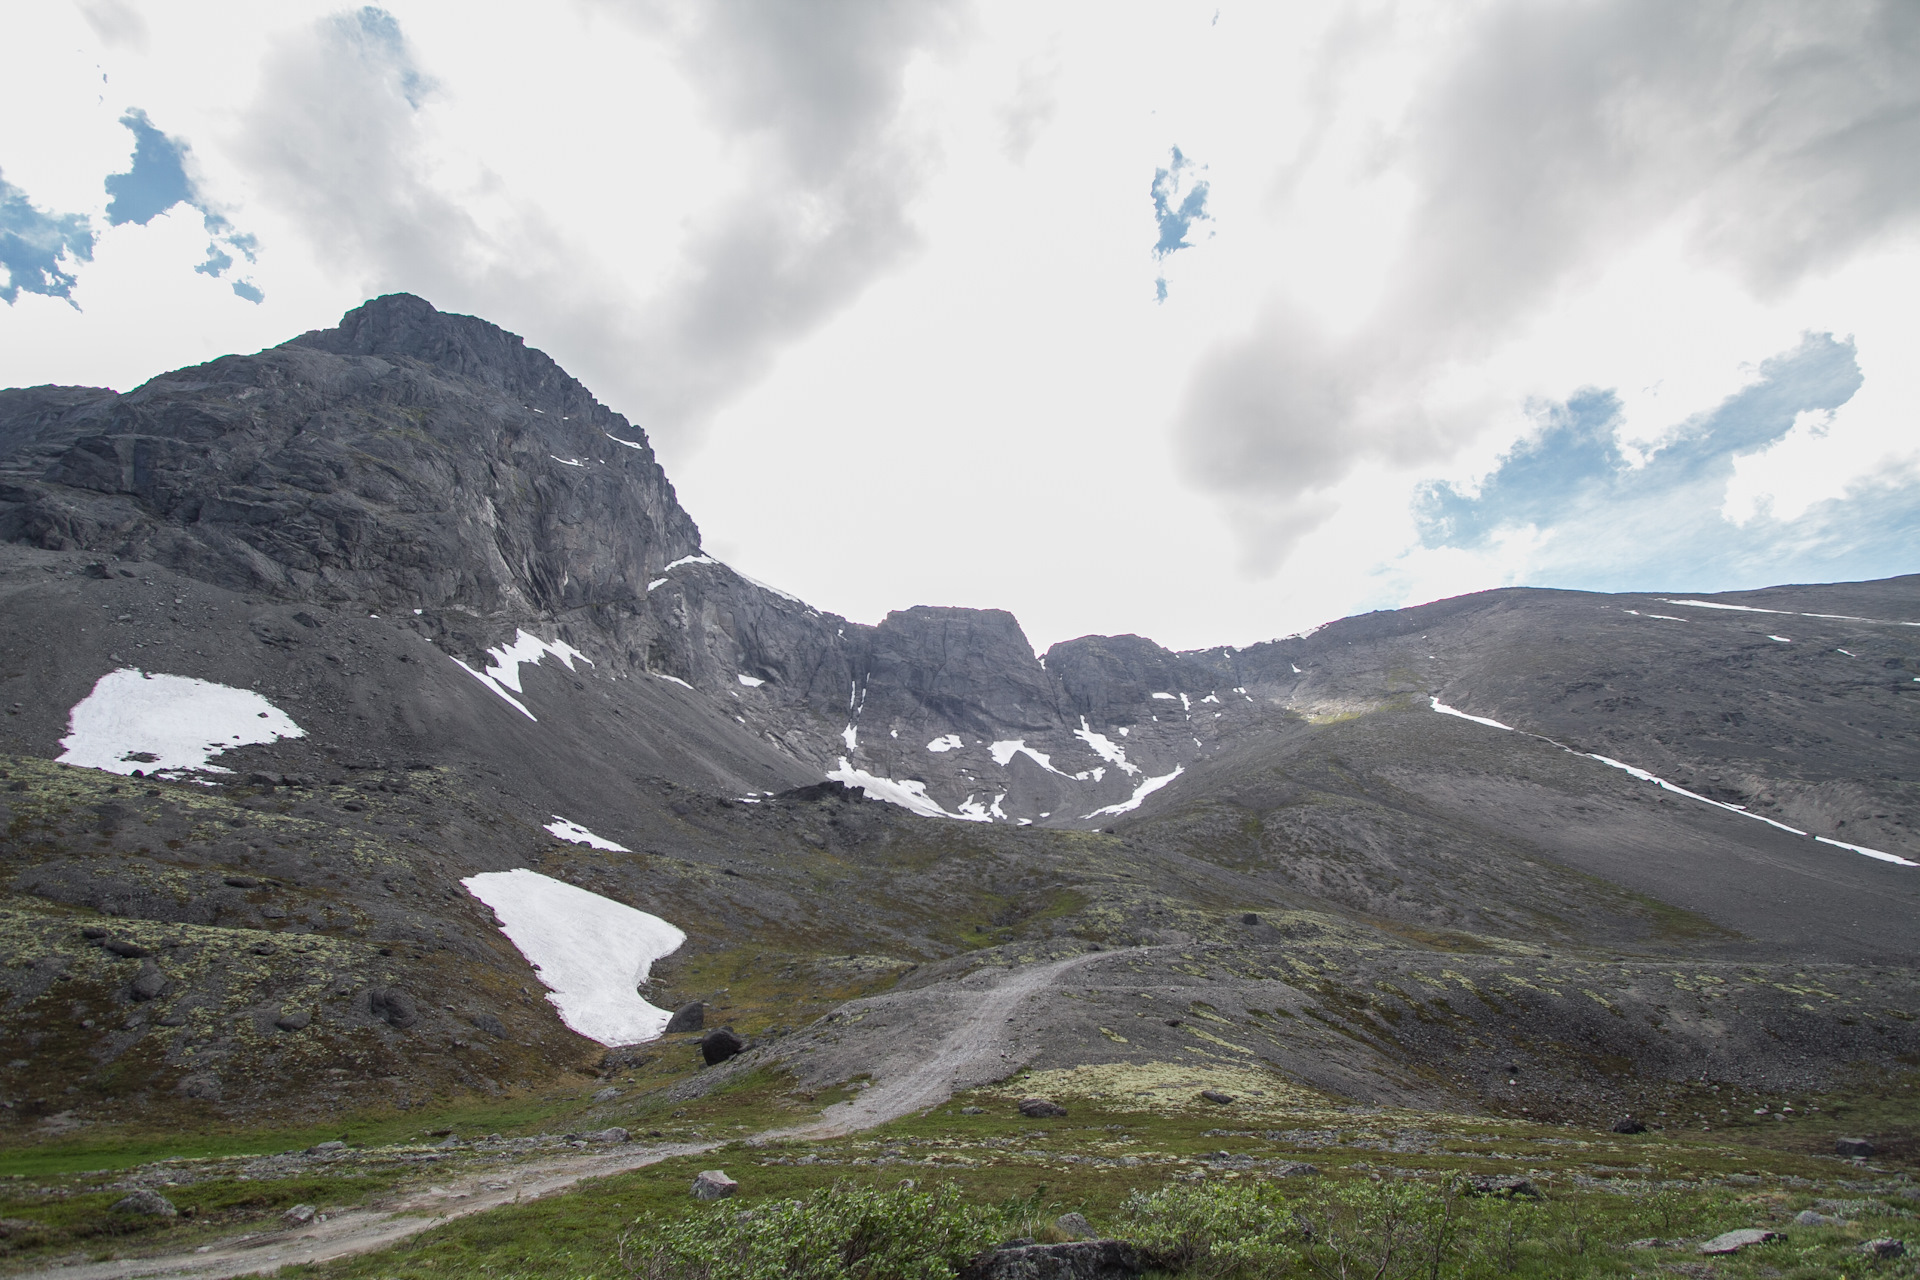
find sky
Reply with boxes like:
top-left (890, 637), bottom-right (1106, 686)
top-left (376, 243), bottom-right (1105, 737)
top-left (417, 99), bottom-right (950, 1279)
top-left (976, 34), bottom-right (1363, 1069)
top-left (3, 1), bottom-right (1918, 653)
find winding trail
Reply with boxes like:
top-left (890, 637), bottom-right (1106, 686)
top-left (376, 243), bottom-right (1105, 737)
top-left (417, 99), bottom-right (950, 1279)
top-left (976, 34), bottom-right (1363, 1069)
top-left (20, 950), bottom-right (1136, 1280)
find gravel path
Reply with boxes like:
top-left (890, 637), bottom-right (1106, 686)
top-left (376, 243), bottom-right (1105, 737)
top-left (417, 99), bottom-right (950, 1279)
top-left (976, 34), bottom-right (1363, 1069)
top-left (19, 949), bottom-right (1136, 1280)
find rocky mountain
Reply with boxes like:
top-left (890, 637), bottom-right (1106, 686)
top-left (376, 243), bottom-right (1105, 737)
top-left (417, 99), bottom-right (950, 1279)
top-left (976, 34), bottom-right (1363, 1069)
top-left (0, 295), bottom-right (1915, 1137)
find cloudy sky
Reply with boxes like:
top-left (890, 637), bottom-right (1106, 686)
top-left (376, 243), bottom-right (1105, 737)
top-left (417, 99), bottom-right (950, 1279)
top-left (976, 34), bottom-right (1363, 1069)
top-left (4, 1), bottom-right (1918, 651)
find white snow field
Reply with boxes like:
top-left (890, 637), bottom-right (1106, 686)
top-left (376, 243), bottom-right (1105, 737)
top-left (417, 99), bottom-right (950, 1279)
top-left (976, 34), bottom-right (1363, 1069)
top-left (1083, 766), bottom-right (1185, 819)
top-left (825, 759), bottom-right (994, 822)
top-left (543, 816), bottom-right (630, 852)
top-left (57, 668), bottom-right (305, 777)
top-left (462, 868), bottom-right (685, 1046)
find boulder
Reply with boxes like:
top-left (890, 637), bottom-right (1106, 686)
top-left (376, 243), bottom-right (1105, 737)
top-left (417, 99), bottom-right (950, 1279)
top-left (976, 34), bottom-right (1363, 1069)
top-left (470, 1012), bottom-right (507, 1038)
top-left (1699, 1228), bottom-right (1778, 1255)
top-left (369, 987), bottom-right (419, 1029)
top-left (1054, 1212), bottom-right (1093, 1240)
top-left (958, 1240), bottom-right (1157, 1280)
top-left (283, 1203), bottom-right (317, 1227)
top-left (691, 1169), bottom-right (737, 1200)
top-left (112, 1190), bottom-right (177, 1217)
top-left (176, 1072), bottom-right (222, 1101)
top-left (1272, 1162), bottom-right (1320, 1177)
top-left (960, 1106), bottom-right (984, 1115)
top-left (663, 1001), bottom-right (706, 1034)
top-left (1836, 1136), bottom-right (1876, 1157)
top-left (1019, 1097), bottom-right (1068, 1119)
top-left (102, 938), bottom-right (150, 958)
top-left (275, 1008), bottom-right (312, 1032)
top-left (308, 1140), bottom-right (348, 1154)
top-left (1794, 1209), bottom-right (1841, 1226)
top-left (1199, 1090), bottom-right (1235, 1105)
top-left (700, 1028), bottom-right (746, 1066)
top-left (129, 961), bottom-right (168, 1002)
top-left (592, 1087), bottom-right (619, 1103)
top-left (1861, 1238), bottom-right (1906, 1259)
top-left (584, 1127), bottom-right (630, 1143)
top-left (1611, 1117), bottom-right (1647, 1134)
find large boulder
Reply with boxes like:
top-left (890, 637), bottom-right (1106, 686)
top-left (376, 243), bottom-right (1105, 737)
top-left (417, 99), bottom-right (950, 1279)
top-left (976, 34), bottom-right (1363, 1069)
top-left (700, 1028), bottom-right (746, 1066)
top-left (958, 1240), bottom-right (1157, 1280)
top-left (691, 1169), bottom-right (737, 1201)
top-left (1611, 1116), bottom-right (1647, 1134)
top-left (1699, 1229), bottom-right (1778, 1255)
top-left (128, 960), bottom-right (168, 1001)
top-left (1837, 1136), bottom-right (1876, 1157)
top-left (369, 987), bottom-right (419, 1029)
top-left (663, 1001), bottom-right (705, 1034)
top-left (1018, 1097), bottom-right (1067, 1119)
top-left (111, 1190), bottom-right (177, 1217)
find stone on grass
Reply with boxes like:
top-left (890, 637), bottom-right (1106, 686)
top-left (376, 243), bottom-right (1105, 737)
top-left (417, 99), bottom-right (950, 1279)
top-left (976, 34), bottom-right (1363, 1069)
top-left (1795, 1209), bottom-right (1841, 1226)
top-left (592, 1087), bottom-right (619, 1102)
top-left (1463, 1175), bottom-right (1539, 1198)
top-left (1610, 1116), bottom-right (1646, 1134)
top-left (663, 1001), bottom-right (705, 1034)
top-left (1836, 1136), bottom-right (1876, 1157)
top-left (369, 987), bottom-right (419, 1029)
top-left (958, 1239), bottom-right (1157, 1280)
top-left (585, 1127), bottom-right (630, 1143)
top-left (1019, 1097), bottom-right (1068, 1119)
top-left (1199, 1090), bottom-right (1235, 1105)
top-left (1272, 1162), bottom-right (1320, 1177)
top-left (283, 1204), bottom-right (317, 1227)
top-left (275, 1008), bottom-right (312, 1032)
top-left (129, 961), bottom-right (168, 1002)
top-left (112, 1190), bottom-right (177, 1217)
top-left (1862, 1238), bottom-right (1906, 1259)
top-left (700, 1028), bottom-right (746, 1066)
top-left (691, 1170), bottom-right (737, 1201)
top-left (961, 1106), bottom-right (984, 1115)
top-left (1054, 1212), bottom-right (1093, 1240)
top-left (1698, 1228), bottom-right (1778, 1255)
top-left (102, 938), bottom-right (150, 958)
top-left (308, 1140), bottom-right (347, 1154)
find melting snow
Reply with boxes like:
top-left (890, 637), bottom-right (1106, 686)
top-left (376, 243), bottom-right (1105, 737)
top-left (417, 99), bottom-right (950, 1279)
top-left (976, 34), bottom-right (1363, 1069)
top-left (654, 674), bottom-right (694, 690)
top-left (1767, 635), bottom-right (1792, 643)
top-left (1075, 717), bottom-right (1142, 776)
top-left (1430, 698), bottom-right (1517, 732)
top-left (1291, 663), bottom-right (1302, 674)
top-left (737, 673), bottom-right (765, 687)
top-left (1431, 699), bottom-right (1918, 866)
top-left (842, 724), bottom-right (859, 751)
top-left (1150, 692), bottom-right (1176, 700)
top-left (825, 759), bottom-right (992, 822)
top-left (647, 578), bottom-right (669, 592)
top-left (549, 456), bottom-right (587, 467)
top-left (482, 630), bottom-right (591, 694)
top-left (927, 734), bottom-right (964, 753)
top-left (1084, 766), bottom-right (1186, 819)
top-left (451, 656), bottom-right (535, 719)
top-left (58, 669), bottom-right (305, 777)
top-left (544, 816), bottom-right (629, 852)
top-left (665, 554), bottom-right (717, 571)
top-left (1201, 693), bottom-right (1220, 704)
top-left (605, 432), bottom-right (646, 450)
top-left (462, 869), bottom-right (684, 1045)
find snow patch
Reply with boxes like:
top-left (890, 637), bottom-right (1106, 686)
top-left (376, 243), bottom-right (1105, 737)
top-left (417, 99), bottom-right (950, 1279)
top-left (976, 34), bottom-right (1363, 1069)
top-left (462, 869), bottom-right (684, 1045)
top-left (544, 816), bottom-right (629, 852)
top-left (736, 673), bottom-right (765, 687)
top-left (1767, 635), bottom-right (1792, 643)
top-left (549, 455), bottom-right (587, 468)
top-left (665, 554), bottom-right (717, 571)
top-left (1816, 836), bottom-right (1920, 867)
top-left (647, 578), bottom-right (669, 592)
top-left (58, 669), bottom-right (305, 777)
top-left (824, 759), bottom-right (992, 822)
top-left (482, 630), bottom-right (591, 695)
top-left (842, 724), bottom-right (859, 751)
top-left (451, 656), bottom-right (535, 719)
top-left (654, 674), bottom-right (694, 690)
top-left (1291, 663), bottom-right (1302, 674)
top-left (927, 734), bottom-right (964, 753)
top-left (1075, 718), bottom-right (1141, 776)
top-left (1084, 766), bottom-right (1186, 819)
top-left (605, 432), bottom-right (646, 450)
top-left (1150, 692), bottom-right (1176, 700)
top-left (1430, 698), bottom-right (1516, 732)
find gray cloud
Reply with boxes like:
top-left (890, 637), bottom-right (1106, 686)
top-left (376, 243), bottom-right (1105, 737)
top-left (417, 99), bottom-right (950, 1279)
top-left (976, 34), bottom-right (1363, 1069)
top-left (236, 2), bottom-right (962, 447)
top-left (1180, 0), bottom-right (1920, 568)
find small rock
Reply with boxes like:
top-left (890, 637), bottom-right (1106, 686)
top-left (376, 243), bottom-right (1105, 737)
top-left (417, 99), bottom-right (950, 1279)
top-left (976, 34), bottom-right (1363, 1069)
top-left (960, 1106), bottom-right (984, 1115)
top-left (1611, 1116), bottom-right (1647, 1134)
top-left (434, 1135), bottom-right (462, 1148)
top-left (176, 1073), bottom-right (222, 1101)
top-left (1019, 1097), bottom-right (1068, 1119)
top-left (1199, 1090), bottom-right (1235, 1105)
top-left (663, 1001), bottom-right (706, 1034)
top-left (1054, 1212), bottom-right (1093, 1240)
top-left (223, 876), bottom-right (261, 889)
top-left (275, 1009), bottom-right (312, 1032)
top-left (585, 1127), bottom-right (630, 1143)
top-left (308, 1140), bottom-right (347, 1154)
top-left (1272, 1162), bottom-right (1320, 1177)
top-left (470, 1012), bottom-right (507, 1038)
top-left (592, 1087), bottom-right (619, 1103)
top-left (112, 1190), bottom-right (178, 1217)
top-left (691, 1169), bottom-right (738, 1201)
top-left (1861, 1238), bottom-right (1906, 1259)
top-left (102, 939), bottom-right (150, 958)
top-left (1625, 1238), bottom-right (1675, 1250)
top-left (1795, 1209), bottom-right (1840, 1226)
top-left (283, 1203), bottom-right (317, 1227)
top-left (700, 1028), bottom-right (746, 1066)
top-left (129, 961), bottom-right (168, 1002)
top-left (1241, 913), bottom-right (1260, 925)
top-left (1836, 1136), bottom-right (1876, 1157)
top-left (958, 1240), bottom-right (1157, 1280)
top-left (80, 926), bottom-right (109, 940)
top-left (1698, 1228), bottom-right (1778, 1255)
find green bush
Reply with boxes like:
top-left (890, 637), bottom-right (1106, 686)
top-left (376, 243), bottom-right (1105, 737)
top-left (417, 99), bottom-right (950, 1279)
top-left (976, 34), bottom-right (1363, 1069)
top-left (1116, 1179), bottom-right (1297, 1278)
top-left (626, 1181), bottom-right (1002, 1280)
top-left (1291, 1178), bottom-right (1464, 1280)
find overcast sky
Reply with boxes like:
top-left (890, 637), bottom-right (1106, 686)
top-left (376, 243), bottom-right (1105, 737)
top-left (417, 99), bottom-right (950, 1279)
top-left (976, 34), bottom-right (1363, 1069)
top-left (4, 1), bottom-right (1917, 651)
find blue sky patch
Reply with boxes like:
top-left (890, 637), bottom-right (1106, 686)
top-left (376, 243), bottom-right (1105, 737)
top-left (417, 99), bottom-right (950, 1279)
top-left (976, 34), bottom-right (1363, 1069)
top-left (1150, 147), bottom-right (1211, 259)
top-left (104, 109), bottom-right (194, 227)
top-left (343, 7), bottom-right (432, 108)
top-left (0, 173), bottom-right (95, 306)
top-left (1414, 334), bottom-right (1919, 590)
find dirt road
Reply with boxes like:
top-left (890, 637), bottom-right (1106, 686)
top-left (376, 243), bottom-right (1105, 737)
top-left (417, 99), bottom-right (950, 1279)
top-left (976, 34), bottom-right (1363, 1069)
top-left (21, 949), bottom-right (1136, 1280)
